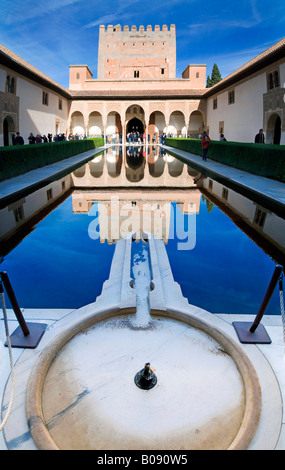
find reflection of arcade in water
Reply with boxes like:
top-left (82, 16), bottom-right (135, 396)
top-left (72, 145), bottom-right (200, 245)
top-left (72, 145), bottom-right (199, 187)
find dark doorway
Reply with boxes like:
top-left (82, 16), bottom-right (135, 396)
top-left (273, 115), bottom-right (281, 145)
top-left (127, 118), bottom-right (144, 135)
top-left (3, 116), bottom-right (15, 146)
top-left (3, 118), bottom-right (9, 146)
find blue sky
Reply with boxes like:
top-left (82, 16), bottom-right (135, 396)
top-left (1, 0), bottom-right (284, 88)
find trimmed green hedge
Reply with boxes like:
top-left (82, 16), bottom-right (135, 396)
top-left (0, 138), bottom-right (104, 181)
top-left (165, 138), bottom-right (285, 182)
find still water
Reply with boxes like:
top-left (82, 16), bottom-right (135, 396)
top-left (0, 145), bottom-right (283, 314)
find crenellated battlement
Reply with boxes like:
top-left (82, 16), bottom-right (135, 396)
top-left (99, 24), bottom-right (176, 33)
top-left (97, 23), bottom-right (176, 80)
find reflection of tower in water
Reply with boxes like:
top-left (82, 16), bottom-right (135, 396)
top-left (97, 199), bottom-right (172, 245)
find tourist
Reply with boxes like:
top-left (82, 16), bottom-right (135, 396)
top-left (28, 133), bottom-right (36, 144)
top-left (255, 129), bottom-right (265, 143)
top-left (35, 134), bottom-right (42, 143)
top-left (201, 131), bottom-right (211, 161)
top-left (220, 134), bottom-right (227, 141)
top-left (14, 132), bottom-right (24, 145)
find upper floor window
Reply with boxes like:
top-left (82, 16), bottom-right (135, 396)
top-left (213, 98), bottom-right (217, 109)
top-left (76, 73), bottom-right (80, 80)
top-left (6, 75), bottom-right (15, 94)
top-left (228, 90), bottom-right (235, 105)
top-left (58, 99), bottom-right (62, 110)
top-left (267, 69), bottom-right (280, 90)
top-left (161, 68), bottom-right (165, 75)
top-left (42, 91), bottom-right (49, 106)
top-left (134, 70), bottom-right (139, 78)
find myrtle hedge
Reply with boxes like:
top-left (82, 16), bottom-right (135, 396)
top-left (0, 138), bottom-right (104, 181)
top-left (165, 138), bottom-right (285, 182)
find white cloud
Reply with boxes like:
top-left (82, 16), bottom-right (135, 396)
top-left (83, 14), bottom-right (126, 30)
top-left (187, 17), bottom-right (261, 36)
top-left (4, 0), bottom-right (80, 24)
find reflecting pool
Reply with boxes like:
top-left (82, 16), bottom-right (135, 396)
top-left (0, 145), bottom-right (283, 314)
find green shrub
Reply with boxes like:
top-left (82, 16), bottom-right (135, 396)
top-left (0, 138), bottom-right (104, 181)
top-left (165, 138), bottom-right (285, 182)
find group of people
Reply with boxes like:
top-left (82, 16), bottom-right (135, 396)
top-left (127, 131), bottom-right (144, 144)
top-left (28, 132), bottom-right (67, 144)
top-left (126, 132), bottom-right (168, 145)
top-left (12, 127), bottom-right (266, 153)
top-left (200, 128), bottom-right (265, 162)
top-left (12, 132), bottom-right (67, 145)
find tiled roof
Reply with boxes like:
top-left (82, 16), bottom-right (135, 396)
top-left (204, 37), bottom-right (285, 97)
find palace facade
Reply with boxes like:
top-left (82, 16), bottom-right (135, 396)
top-left (0, 25), bottom-right (284, 147)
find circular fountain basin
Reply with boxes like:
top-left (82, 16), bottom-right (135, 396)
top-left (26, 309), bottom-right (261, 450)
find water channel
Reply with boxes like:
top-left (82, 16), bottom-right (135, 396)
top-left (0, 145), bottom-right (284, 314)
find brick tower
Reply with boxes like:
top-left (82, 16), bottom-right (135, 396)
top-left (97, 24), bottom-right (176, 80)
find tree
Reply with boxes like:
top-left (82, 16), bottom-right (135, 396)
top-left (206, 63), bottom-right (222, 88)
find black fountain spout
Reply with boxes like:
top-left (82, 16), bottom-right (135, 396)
top-left (134, 362), bottom-right (157, 390)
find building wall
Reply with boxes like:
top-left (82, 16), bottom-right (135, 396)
top-left (206, 73), bottom-right (266, 142)
top-left (97, 24), bottom-right (176, 80)
top-left (69, 74), bottom-right (206, 91)
top-left (206, 58), bottom-right (285, 144)
top-left (182, 65), bottom-right (207, 89)
top-left (0, 63), bottom-right (69, 146)
top-left (17, 77), bottom-right (69, 141)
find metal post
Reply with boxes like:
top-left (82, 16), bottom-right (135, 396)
top-left (233, 264), bottom-right (284, 344)
top-left (0, 271), bottom-right (30, 336)
top-left (0, 271), bottom-right (47, 348)
top-left (249, 265), bottom-right (283, 333)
